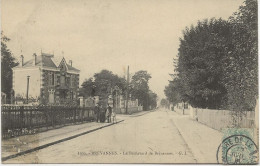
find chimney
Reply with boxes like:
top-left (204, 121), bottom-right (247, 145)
top-left (69, 60), bottom-right (72, 67)
top-left (20, 55), bottom-right (24, 67)
top-left (33, 53), bottom-right (37, 66)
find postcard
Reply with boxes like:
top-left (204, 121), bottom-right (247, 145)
top-left (1, 0), bottom-right (258, 164)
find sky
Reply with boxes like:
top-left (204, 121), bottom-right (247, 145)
top-left (1, 0), bottom-right (244, 100)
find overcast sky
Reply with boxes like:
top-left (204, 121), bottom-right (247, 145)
top-left (2, 0), bottom-right (244, 100)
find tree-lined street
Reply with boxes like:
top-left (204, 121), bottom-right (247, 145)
top-left (1, 0), bottom-right (257, 164)
top-left (4, 109), bottom-right (223, 164)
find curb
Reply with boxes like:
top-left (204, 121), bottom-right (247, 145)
top-left (169, 118), bottom-right (198, 163)
top-left (2, 120), bottom-right (124, 162)
top-left (172, 117), bottom-right (208, 163)
top-left (129, 110), bottom-right (153, 117)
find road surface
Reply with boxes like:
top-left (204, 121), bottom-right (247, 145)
top-left (4, 108), bottom-right (222, 164)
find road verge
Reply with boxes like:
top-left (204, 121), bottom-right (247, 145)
top-left (2, 120), bottom-right (124, 162)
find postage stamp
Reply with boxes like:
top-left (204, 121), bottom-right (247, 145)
top-left (217, 128), bottom-right (258, 164)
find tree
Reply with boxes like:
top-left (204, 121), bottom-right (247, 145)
top-left (81, 70), bottom-right (126, 105)
top-left (130, 70), bottom-right (151, 110)
top-left (93, 70), bottom-right (126, 97)
top-left (148, 90), bottom-right (157, 109)
top-left (81, 69), bottom-right (157, 110)
top-left (164, 79), bottom-right (182, 106)
top-left (224, 0), bottom-right (258, 111)
top-left (81, 78), bottom-right (95, 97)
top-left (1, 32), bottom-right (19, 102)
top-left (160, 98), bottom-right (169, 108)
top-left (176, 18), bottom-right (231, 109)
top-left (166, 0), bottom-right (257, 112)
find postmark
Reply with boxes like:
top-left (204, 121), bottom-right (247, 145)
top-left (217, 134), bottom-right (258, 164)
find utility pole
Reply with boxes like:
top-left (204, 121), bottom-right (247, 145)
top-left (125, 65), bottom-right (129, 114)
top-left (26, 76), bottom-right (30, 104)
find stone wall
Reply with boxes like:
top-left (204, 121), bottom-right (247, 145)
top-left (117, 106), bottom-right (143, 114)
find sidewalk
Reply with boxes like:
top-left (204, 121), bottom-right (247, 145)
top-left (2, 110), bottom-right (150, 161)
top-left (168, 111), bottom-right (223, 163)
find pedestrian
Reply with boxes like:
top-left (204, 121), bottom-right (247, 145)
top-left (100, 105), bottom-right (106, 123)
top-left (94, 103), bottom-right (100, 122)
top-left (112, 109), bottom-right (117, 123)
top-left (107, 104), bottom-right (112, 123)
top-left (105, 107), bottom-right (109, 122)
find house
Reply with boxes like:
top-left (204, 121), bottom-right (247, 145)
top-left (12, 52), bottom-right (80, 105)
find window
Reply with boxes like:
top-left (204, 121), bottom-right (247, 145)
top-left (66, 77), bottom-right (70, 86)
top-left (48, 73), bottom-right (55, 86)
top-left (70, 91), bottom-right (74, 99)
top-left (57, 76), bottom-right (60, 85)
top-left (52, 73), bottom-right (55, 85)
top-left (70, 75), bottom-right (74, 87)
top-left (60, 76), bottom-right (65, 86)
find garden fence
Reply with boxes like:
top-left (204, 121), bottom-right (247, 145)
top-left (1, 105), bottom-right (95, 139)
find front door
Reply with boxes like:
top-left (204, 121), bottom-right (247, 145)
top-left (48, 90), bottom-right (55, 104)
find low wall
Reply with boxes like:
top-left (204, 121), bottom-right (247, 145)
top-left (190, 108), bottom-right (255, 131)
top-left (115, 106), bottom-right (143, 114)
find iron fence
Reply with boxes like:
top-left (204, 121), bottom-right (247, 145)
top-left (1, 105), bottom-right (95, 139)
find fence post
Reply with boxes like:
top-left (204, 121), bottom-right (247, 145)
top-left (20, 106), bottom-right (24, 131)
top-left (51, 106), bottom-right (54, 127)
top-left (8, 108), bottom-right (12, 133)
top-left (2, 107), bottom-right (5, 138)
top-left (87, 107), bottom-right (90, 118)
top-left (45, 106), bottom-right (48, 129)
top-left (80, 107), bottom-right (82, 123)
top-left (63, 107), bottom-right (66, 126)
top-left (1, 108), bottom-right (3, 138)
top-left (30, 108), bottom-right (33, 129)
top-left (84, 108), bottom-right (86, 121)
top-left (73, 107), bottom-right (76, 124)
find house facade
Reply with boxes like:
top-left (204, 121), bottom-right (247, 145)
top-left (12, 53), bottom-right (80, 105)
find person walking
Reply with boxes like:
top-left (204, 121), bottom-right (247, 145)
top-left (111, 108), bottom-right (117, 123)
top-left (94, 104), bottom-right (100, 122)
top-left (107, 104), bottom-right (112, 123)
top-left (100, 105), bottom-right (106, 123)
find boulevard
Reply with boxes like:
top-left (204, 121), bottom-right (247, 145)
top-left (4, 108), bottom-right (223, 164)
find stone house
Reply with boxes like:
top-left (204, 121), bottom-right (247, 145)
top-left (12, 52), bottom-right (80, 105)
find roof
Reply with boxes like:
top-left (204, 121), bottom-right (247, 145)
top-left (67, 64), bottom-right (80, 72)
top-left (22, 54), bottom-right (57, 69)
top-left (52, 56), bottom-right (63, 67)
top-left (58, 57), bottom-right (80, 73)
top-left (14, 53), bottom-right (80, 73)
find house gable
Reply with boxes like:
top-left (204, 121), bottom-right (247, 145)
top-left (57, 57), bottom-right (80, 74)
top-left (58, 58), bottom-right (69, 72)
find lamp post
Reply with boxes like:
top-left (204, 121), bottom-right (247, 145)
top-left (92, 83), bottom-right (96, 105)
top-left (126, 65), bottom-right (129, 114)
top-left (26, 76), bottom-right (30, 104)
top-left (114, 86), bottom-right (119, 112)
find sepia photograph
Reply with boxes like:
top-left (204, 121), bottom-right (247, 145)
top-left (1, 0), bottom-right (258, 164)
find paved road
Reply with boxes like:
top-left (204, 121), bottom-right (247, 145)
top-left (5, 109), bottom-right (204, 163)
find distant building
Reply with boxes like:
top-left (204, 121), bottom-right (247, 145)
top-left (12, 53), bottom-right (80, 105)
